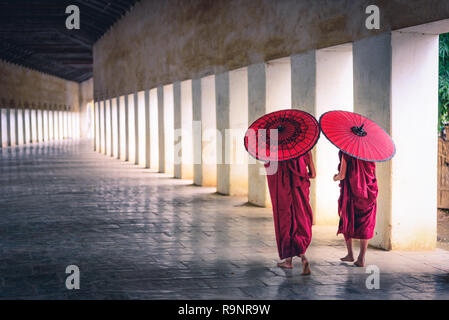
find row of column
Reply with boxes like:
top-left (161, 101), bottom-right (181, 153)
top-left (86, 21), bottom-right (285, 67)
top-left (0, 107), bottom-right (79, 148)
top-left (94, 30), bottom-right (438, 250)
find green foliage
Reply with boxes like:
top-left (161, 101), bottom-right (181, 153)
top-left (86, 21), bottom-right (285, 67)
top-left (439, 33), bottom-right (449, 131)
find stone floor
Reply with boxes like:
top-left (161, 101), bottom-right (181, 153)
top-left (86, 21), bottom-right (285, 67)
top-left (1, 140), bottom-right (449, 300)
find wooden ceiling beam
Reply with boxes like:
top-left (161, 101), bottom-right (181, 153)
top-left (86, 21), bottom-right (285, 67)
top-left (0, 0), bottom-right (139, 82)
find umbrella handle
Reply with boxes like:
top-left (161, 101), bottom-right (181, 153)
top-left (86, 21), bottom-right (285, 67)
top-left (351, 124), bottom-right (367, 137)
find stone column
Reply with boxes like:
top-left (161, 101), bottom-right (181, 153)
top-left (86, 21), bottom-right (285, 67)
top-left (22, 106), bottom-right (27, 145)
top-left (157, 86), bottom-right (165, 173)
top-left (99, 100), bottom-right (105, 153)
top-left (59, 107), bottom-right (63, 139)
top-left (10, 107), bottom-right (17, 146)
top-left (248, 58), bottom-right (292, 206)
top-left (48, 106), bottom-right (54, 141)
top-left (247, 63), bottom-right (267, 207)
top-left (127, 93), bottom-right (136, 163)
top-left (9, 107), bottom-right (13, 146)
top-left (94, 102), bottom-right (99, 152)
top-left (54, 107), bottom-right (59, 141)
top-left (36, 106), bottom-right (41, 143)
top-left (353, 30), bottom-right (438, 250)
top-left (216, 72), bottom-right (230, 194)
top-left (8, 107), bottom-right (13, 146)
top-left (76, 108), bottom-right (80, 139)
top-left (115, 97), bottom-right (121, 159)
top-left (164, 84), bottom-right (174, 175)
top-left (149, 88), bottom-right (159, 170)
top-left (17, 107), bottom-right (24, 145)
top-left (173, 82), bottom-right (182, 178)
top-left (58, 107), bottom-right (62, 141)
top-left (124, 95), bottom-right (129, 161)
top-left (61, 107), bottom-right (65, 139)
top-left (93, 102), bottom-right (97, 151)
top-left (58, 106), bottom-right (62, 140)
top-left (70, 108), bottom-right (74, 139)
top-left (266, 57), bottom-right (291, 111)
top-left (64, 107), bottom-right (69, 139)
top-left (104, 100), bottom-right (109, 153)
top-left (216, 68), bottom-right (249, 196)
top-left (229, 68), bottom-right (249, 196)
top-left (27, 105), bottom-right (33, 143)
top-left (119, 96), bottom-right (127, 161)
top-left (291, 50), bottom-right (317, 218)
top-left (60, 108), bottom-right (65, 140)
top-left (103, 99), bottom-right (108, 155)
top-left (181, 80), bottom-right (193, 180)
top-left (62, 108), bottom-right (65, 139)
top-left (42, 106), bottom-right (48, 141)
top-left (137, 91), bottom-right (146, 167)
top-left (70, 109), bottom-right (74, 140)
top-left (111, 98), bottom-right (118, 158)
top-left (32, 105), bottom-right (38, 143)
top-left (353, 33), bottom-right (392, 249)
top-left (5, 108), bottom-right (9, 146)
top-left (68, 107), bottom-right (72, 139)
top-left (53, 107), bottom-right (58, 141)
top-left (43, 107), bottom-right (48, 142)
top-left (67, 108), bottom-right (71, 140)
top-left (105, 99), bottom-right (112, 156)
top-left (67, 108), bottom-right (74, 139)
top-left (68, 108), bottom-right (72, 139)
top-left (144, 89), bottom-right (151, 169)
top-left (52, 106), bottom-right (57, 141)
top-left (57, 106), bottom-right (65, 140)
top-left (192, 79), bottom-right (202, 185)
top-left (15, 107), bottom-right (20, 145)
top-left (66, 108), bottom-right (69, 140)
top-left (59, 106), bottom-right (63, 140)
top-left (133, 93), bottom-right (139, 165)
top-left (315, 44), bottom-right (354, 225)
top-left (200, 75), bottom-right (217, 187)
top-left (191, 76), bottom-right (219, 186)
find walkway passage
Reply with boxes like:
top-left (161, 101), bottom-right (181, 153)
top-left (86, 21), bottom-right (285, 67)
top-left (1, 140), bottom-right (449, 299)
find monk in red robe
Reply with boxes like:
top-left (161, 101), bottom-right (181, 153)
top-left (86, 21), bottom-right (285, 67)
top-left (333, 151), bottom-right (378, 267)
top-left (265, 151), bottom-right (316, 275)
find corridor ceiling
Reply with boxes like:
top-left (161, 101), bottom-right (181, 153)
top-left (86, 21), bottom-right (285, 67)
top-left (0, 0), bottom-right (139, 82)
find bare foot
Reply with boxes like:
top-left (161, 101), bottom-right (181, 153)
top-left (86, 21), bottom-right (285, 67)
top-left (302, 261), bottom-right (311, 275)
top-left (340, 254), bottom-right (355, 262)
top-left (277, 261), bottom-right (293, 269)
top-left (354, 259), bottom-right (365, 267)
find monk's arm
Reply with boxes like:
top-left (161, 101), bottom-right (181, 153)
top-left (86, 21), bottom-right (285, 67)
top-left (333, 156), bottom-right (347, 181)
top-left (308, 152), bottom-right (316, 179)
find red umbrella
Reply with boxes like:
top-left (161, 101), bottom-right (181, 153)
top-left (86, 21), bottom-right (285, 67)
top-left (319, 110), bottom-right (395, 162)
top-left (244, 109), bottom-right (320, 162)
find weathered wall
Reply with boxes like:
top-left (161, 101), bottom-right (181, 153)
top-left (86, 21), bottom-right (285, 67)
top-left (0, 59), bottom-right (80, 111)
top-left (93, 0), bottom-right (449, 100)
top-left (80, 78), bottom-right (94, 105)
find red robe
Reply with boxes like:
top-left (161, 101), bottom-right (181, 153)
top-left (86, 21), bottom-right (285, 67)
top-left (337, 151), bottom-right (378, 241)
top-left (265, 153), bottom-right (313, 260)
